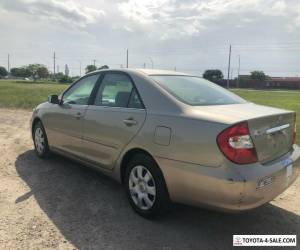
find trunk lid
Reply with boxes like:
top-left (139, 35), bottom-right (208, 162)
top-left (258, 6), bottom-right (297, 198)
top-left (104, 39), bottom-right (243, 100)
top-left (248, 113), bottom-right (294, 163)
top-left (187, 103), bottom-right (295, 163)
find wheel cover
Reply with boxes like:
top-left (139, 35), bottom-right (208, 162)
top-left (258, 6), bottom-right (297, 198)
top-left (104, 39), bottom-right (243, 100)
top-left (34, 127), bottom-right (45, 154)
top-left (129, 165), bottom-right (156, 210)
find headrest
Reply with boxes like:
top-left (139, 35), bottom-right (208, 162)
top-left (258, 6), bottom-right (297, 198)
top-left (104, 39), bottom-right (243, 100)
top-left (115, 91), bottom-right (131, 107)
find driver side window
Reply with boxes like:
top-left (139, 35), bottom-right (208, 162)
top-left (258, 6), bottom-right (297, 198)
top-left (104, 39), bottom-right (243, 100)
top-left (63, 74), bottom-right (100, 105)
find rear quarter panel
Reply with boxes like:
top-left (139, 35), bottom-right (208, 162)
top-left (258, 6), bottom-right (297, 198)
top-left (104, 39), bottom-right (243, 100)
top-left (127, 113), bottom-right (228, 168)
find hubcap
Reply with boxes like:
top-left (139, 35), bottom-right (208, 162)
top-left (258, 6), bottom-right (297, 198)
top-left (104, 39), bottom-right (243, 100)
top-left (34, 127), bottom-right (45, 154)
top-left (129, 165), bottom-right (156, 210)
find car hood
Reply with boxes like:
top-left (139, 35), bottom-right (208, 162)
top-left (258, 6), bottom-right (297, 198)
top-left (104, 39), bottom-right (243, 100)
top-left (185, 102), bottom-right (293, 124)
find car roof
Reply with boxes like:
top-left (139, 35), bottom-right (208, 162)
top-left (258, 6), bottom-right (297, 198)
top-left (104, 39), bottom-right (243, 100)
top-left (86, 68), bottom-right (191, 77)
top-left (134, 68), bottom-right (190, 76)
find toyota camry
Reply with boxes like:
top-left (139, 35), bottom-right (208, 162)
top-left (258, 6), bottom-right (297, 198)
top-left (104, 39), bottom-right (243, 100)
top-left (31, 69), bottom-right (300, 218)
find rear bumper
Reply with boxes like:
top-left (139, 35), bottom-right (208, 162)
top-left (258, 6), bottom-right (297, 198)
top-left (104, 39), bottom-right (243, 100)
top-left (156, 145), bottom-right (300, 212)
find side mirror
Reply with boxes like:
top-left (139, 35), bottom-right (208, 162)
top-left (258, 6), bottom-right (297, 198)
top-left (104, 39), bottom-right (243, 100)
top-left (48, 95), bottom-right (59, 104)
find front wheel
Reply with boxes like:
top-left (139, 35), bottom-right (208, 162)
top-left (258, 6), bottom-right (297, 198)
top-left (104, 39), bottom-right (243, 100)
top-left (33, 121), bottom-right (50, 158)
top-left (125, 154), bottom-right (170, 219)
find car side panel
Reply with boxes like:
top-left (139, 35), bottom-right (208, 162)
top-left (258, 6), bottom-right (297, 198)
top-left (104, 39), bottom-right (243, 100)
top-left (82, 107), bottom-right (146, 169)
top-left (125, 114), bottom-right (227, 167)
top-left (39, 103), bottom-right (88, 158)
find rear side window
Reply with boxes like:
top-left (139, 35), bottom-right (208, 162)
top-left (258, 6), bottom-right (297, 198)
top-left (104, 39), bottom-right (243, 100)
top-left (94, 73), bottom-right (143, 108)
top-left (150, 75), bottom-right (246, 106)
top-left (128, 89), bottom-right (144, 109)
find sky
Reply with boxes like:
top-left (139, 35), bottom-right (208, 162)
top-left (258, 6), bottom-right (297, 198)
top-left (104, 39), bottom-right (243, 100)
top-left (0, 0), bottom-right (300, 77)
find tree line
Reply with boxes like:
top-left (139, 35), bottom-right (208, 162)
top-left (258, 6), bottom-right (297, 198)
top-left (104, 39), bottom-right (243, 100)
top-left (0, 64), bottom-right (110, 83)
top-left (202, 69), bottom-right (268, 82)
top-left (0, 64), bottom-right (267, 83)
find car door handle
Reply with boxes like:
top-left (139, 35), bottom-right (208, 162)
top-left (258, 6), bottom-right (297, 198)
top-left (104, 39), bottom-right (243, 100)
top-left (123, 118), bottom-right (137, 126)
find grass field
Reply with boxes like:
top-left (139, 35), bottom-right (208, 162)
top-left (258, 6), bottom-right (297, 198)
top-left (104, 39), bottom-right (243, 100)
top-left (0, 80), bottom-right (68, 109)
top-left (0, 80), bottom-right (299, 142)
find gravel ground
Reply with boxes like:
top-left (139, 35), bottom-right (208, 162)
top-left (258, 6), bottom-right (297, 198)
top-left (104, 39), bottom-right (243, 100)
top-left (0, 108), bottom-right (299, 250)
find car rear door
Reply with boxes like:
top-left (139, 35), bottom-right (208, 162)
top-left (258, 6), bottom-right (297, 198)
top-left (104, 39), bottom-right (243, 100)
top-left (44, 73), bottom-right (100, 157)
top-left (82, 72), bottom-right (146, 169)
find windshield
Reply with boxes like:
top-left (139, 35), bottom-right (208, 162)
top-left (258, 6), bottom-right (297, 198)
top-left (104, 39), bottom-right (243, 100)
top-left (150, 75), bottom-right (247, 106)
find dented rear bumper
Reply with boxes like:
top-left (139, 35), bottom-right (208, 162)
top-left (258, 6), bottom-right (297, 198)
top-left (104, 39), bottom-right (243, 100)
top-left (156, 145), bottom-right (300, 211)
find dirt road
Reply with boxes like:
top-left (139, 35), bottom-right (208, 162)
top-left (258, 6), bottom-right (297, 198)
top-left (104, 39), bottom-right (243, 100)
top-left (0, 108), bottom-right (299, 249)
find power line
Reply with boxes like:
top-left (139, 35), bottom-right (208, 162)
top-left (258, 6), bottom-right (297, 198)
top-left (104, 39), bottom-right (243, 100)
top-left (1, 43), bottom-right (299, 77)
top-left (3, 41), bottom-right (300, 55)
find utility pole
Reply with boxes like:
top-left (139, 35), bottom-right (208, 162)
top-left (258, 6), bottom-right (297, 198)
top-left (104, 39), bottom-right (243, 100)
top-left (143, 62), bottom-right (146, 68)
top-left (126, 49), bottom-right (128, 68)
top-left (227, 44), bottom-right (232, 89)
top-left (53, 52), bottom-right (56, 80)
top-left (237, 55), bottom-right (241, 88)
top-left (79, 61), bottom-right (82, 77)
top-left (7, 54), bottom-right (10, 72)
top-left (93, 59), bottom-right (96, 67)
top-left (149, 57), bottom-right (153, 69)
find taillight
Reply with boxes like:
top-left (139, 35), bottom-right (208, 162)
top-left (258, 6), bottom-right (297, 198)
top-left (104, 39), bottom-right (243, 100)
top-left (217, 121), bottom-right (258, 164)
top-left (293, 113), bottom-right (297, 144)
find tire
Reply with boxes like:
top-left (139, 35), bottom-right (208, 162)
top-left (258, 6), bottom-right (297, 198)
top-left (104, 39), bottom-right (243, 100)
top-left (124, 153), bottom-right (171, 219)
top-left (33, 121), bottom-right (51, 158)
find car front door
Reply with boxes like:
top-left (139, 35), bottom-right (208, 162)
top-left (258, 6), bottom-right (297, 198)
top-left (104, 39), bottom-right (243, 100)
top-left (82, 72), bottom-right (146, 169)
top-left (44, 73), bottom-right (100, 157)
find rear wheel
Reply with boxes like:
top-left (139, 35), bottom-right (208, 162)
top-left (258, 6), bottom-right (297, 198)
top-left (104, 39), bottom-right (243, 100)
top-left (124, 153), bottom-right (170, 219)
top-left (33, 121), bottom-right (50, 158)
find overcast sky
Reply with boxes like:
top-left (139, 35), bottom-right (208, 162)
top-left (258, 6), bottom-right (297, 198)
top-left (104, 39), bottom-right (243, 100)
top-left (0, 0), bottom-right (300, 77)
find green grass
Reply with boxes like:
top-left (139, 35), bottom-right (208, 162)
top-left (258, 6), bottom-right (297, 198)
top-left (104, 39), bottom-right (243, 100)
top-left (0, 80), bottom-right (69, 109)
top-left (0, 81), bottom-right (299, 142)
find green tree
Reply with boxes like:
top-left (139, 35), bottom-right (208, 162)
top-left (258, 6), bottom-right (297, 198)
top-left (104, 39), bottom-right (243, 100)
top-left (10, 67), bottom-right (31, 77)
top-left (37, 66), bottom-right (49, 79)
top-left (203, 69), bottom-right (224, 82)
top-left (71, 76), bottom-right (80, 81)
top-left (250, 71), bottom-right (268, 81)
top-left (52, 72), bottom-right (64, 80)
top-left (11, 64), bottom-right (49, 80)
top-left (98, 65), bottom-right (109, 70)
top-left (10, 68), bottom-right (17, 76)
top-left (85, 65), bottom-right (97, 73)
top-left (0, 66), bottom-right (8, 78)
top-left (58, 75), bottom-right (73, 83)
top-left (27, 64), bottom-right (46, 80)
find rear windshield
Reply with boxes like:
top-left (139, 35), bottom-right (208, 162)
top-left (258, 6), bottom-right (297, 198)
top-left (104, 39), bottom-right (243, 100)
top-left (150, 75), bottom-right (246, 106)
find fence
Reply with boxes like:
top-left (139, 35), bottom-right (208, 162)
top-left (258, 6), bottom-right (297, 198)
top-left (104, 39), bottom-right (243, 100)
top-left (216, 79), bottom-right (300, 90)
